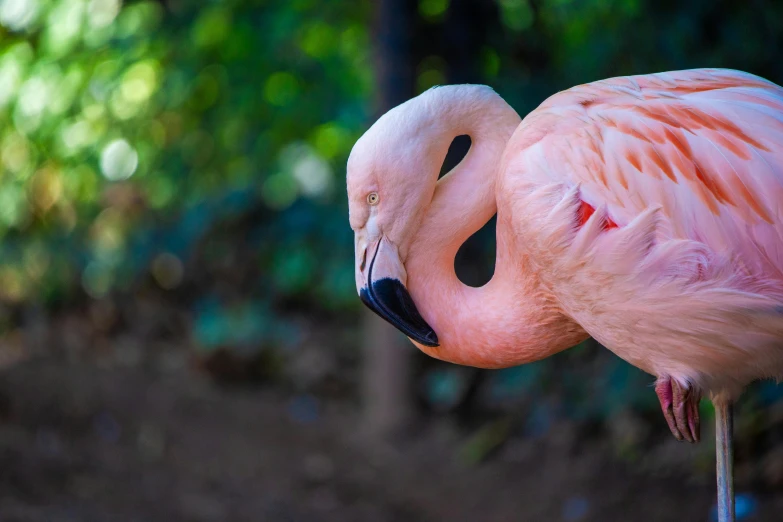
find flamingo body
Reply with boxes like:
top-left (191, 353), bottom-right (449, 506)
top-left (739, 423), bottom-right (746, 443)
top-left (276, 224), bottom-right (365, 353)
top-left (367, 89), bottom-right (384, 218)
top-left (500, 69), bottom-right (783, 399)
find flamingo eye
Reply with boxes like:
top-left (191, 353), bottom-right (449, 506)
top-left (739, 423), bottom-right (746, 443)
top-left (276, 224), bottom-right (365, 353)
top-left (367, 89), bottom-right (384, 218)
top-left (367, 192), bottom-right (379, 205)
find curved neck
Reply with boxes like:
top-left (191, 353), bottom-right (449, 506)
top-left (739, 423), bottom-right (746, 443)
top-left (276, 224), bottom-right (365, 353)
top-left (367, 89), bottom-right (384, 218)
top-left (406, 92), bottom-right (587, 368)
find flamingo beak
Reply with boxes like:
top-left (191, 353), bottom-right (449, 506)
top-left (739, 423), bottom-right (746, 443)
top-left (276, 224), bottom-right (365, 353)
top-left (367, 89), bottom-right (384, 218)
top-left (356, 236), bottom-right (439, 347)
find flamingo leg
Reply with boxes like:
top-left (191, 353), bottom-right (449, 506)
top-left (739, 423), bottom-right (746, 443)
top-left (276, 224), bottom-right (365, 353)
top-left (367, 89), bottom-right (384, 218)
top-left (715, 401), bottom-right (735, 522)
top-left (655, 376), bottom-right (700, 442)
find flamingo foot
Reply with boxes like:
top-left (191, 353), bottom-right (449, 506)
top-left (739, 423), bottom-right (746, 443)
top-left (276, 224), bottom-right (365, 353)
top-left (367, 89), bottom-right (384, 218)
top-left (655, 376), bottom-right (701, 443)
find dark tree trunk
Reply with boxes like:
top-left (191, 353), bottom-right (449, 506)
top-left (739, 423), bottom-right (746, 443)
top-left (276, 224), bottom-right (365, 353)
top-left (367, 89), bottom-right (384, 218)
top-left (442, 0), bottom-right (496, 83)
top-left (362, 0), bottom-right (503, 436)
top-left (362, 0), bottom-right (417, 438)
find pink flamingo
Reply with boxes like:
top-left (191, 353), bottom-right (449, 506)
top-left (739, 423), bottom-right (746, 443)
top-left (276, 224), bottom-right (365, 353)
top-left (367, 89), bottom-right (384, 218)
top-left (348, 69), bottom-right (783, 521)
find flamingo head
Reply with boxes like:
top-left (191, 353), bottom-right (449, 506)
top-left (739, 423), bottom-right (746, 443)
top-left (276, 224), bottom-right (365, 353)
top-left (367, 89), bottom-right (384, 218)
top-left (346, 92), bottom-right (450, 347)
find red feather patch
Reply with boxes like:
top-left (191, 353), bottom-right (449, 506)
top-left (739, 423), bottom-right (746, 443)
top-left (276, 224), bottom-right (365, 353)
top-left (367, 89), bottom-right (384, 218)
top-left (578, 200), bottom-right (618, 229)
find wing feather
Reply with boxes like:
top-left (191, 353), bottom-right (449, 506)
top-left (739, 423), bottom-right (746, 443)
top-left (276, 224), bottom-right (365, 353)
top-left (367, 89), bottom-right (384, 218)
top-left (514, 69), bottom-right (783, 278)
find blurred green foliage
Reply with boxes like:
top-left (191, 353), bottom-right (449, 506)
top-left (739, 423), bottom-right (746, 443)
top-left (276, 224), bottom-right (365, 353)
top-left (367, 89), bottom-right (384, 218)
top-left (0, 0), bottom-right (371, 309)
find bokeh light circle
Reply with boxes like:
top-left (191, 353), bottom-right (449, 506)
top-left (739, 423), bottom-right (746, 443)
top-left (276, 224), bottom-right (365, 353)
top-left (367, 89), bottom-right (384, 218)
top-left (100, 139), bottom-right (138, 181)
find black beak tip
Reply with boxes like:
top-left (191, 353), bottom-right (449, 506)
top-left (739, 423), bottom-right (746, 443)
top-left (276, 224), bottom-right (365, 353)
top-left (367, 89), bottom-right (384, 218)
top-left (359, 279), bottom-right (439, 348)
top-left (418, 329), bottom-right (439, 347)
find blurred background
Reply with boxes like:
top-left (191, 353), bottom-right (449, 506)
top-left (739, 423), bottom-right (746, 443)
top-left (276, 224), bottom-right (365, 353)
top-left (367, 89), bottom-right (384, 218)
top-left (0, 0), bottom-right (782, 520)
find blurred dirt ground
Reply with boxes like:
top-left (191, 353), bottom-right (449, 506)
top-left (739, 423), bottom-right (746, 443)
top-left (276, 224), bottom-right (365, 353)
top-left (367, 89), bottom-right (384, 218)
top-left (0, 359), bottom-right (781, 522)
